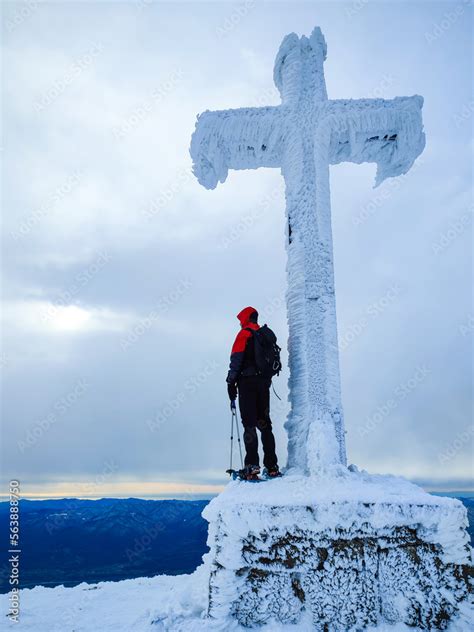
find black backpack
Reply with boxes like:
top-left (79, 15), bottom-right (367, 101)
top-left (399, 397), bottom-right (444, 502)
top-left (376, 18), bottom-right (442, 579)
top-left (246, 325), bottom-right (282, 378)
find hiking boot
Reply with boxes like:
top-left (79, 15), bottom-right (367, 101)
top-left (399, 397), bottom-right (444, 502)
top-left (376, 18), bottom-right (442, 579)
top-left (239, 465), bottom-right (260, 481)
top-left (265, 465), bottom-right (281, 478)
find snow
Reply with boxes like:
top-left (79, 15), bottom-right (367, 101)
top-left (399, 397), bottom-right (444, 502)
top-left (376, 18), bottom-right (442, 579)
top-left (201, 470), bottom-right (472, 628)
top-left (206, 468), bottom-right (464, 510)
top-left (190, 26), bottom-right (425, 477)
top-left (2, 563), bottom-right (471, 631)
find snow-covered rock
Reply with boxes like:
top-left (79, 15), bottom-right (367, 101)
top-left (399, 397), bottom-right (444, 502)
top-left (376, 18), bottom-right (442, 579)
top-left (202, 471), bottom-right (473, 630)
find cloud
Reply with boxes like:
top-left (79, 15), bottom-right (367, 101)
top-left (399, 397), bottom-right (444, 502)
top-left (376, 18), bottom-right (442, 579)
top-left (1, 1), bottom-right (472, 493)
top-left (2, 299), bottom-right (134, 334)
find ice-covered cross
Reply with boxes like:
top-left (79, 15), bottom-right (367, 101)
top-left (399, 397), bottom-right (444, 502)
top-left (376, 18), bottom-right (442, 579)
top-left (190, 27), bottom-right (425, 476)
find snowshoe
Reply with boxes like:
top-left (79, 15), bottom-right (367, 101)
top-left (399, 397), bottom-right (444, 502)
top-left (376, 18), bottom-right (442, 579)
top-left (227, 465), bottom-right (261, 481)
top-left (240, 465), bottom-right (261, 481)
top-left (263, 466), bottom-right (282, 479)
top-left (226, 468), bottom-right (254, 481)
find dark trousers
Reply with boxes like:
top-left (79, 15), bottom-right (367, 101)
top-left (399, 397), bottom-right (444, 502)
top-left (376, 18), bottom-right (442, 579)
top-left (237, 376), bottom-right (278, 469)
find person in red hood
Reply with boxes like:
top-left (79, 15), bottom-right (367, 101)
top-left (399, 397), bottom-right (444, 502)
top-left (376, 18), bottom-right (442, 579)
top-left (226, 307), bottom-right (279, 479)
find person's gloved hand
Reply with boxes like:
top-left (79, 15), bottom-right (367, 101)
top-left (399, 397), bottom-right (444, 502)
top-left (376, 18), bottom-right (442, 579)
top-left (227, 382), bottom-right (237, 402)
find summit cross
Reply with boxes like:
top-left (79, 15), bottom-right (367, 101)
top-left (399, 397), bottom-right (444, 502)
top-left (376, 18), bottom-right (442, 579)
top-left (190, 27), bottom-right (425, 475)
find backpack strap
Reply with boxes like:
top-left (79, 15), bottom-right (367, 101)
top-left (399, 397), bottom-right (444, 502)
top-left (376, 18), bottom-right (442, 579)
top-left (241, 327), bottom-right (259, 377)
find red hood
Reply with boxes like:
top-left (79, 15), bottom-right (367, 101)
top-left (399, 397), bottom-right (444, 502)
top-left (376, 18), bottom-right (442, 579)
top-left (237, 306), bottom-right (258, 328)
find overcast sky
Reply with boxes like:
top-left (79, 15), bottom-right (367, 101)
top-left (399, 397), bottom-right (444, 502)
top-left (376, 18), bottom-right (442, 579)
top-left (1, 0), bottom-right (472, 498)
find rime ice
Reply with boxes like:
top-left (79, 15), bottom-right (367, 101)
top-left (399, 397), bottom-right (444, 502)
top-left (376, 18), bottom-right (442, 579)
top-left (190, 27), bottom-right (425, 475)
top-left (203, 471), bottom-right (472, 629)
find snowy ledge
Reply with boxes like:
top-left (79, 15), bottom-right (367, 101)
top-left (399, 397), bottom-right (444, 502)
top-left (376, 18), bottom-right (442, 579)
top-left (206, 468), bottom-right (458, 510)
top-left (203, 470), bottom-right (471, 565)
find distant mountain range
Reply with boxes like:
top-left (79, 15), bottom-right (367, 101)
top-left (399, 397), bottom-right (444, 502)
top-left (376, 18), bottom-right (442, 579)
top-left (0, 498), bottom-right (209, 592)
top-left (0, 495), bottom-right (472, 593)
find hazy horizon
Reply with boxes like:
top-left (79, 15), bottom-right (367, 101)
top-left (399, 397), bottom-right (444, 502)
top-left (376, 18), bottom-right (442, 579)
top-left (0, 476), bottom-right (473, 502)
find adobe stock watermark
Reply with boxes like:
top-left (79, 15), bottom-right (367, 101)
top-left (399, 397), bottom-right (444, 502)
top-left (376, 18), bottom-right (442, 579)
top-left (339, 283), bottom-right (402, 352)
top-left (251, 85), bottom-right (280, 108)
top-left (146, 360), bottom-right (219, 433)
top-left (35, 43), bottom-right (104, 112)
top-left (424, 0), bottom-right (471, 44)
top-left (8, 480), bottom-right (21, 623)
top-left (5, 0), bottom-right (39, 34)
top-left (257, 276), bottom-right (305, 324)
top-left (345, 0), bottom-right (369, 20)
top-left (17, 379), bottom-right (89, 453)
top-left (358, 364), bottom-right (431, 438)
top-left (45, 460), bottom-right (119, 536)
top-left (11, 169), bottom-right (83, 240)
top-left (366, 73), bottom-right (395, 100)
top-left (438, 425), bottom-right (474, 465)
top-left (120, 279), bottom-right (192, 351)
top-left (125, 521), bottom-right (165, 563)
top-left (216, 1), bottom-right (256, 39)
top-left (79, 459), bottom-right (120, 498)
top-left (60, 595), bottom-right (91, 630)
top-left (112, 69), bottom-right (184, 140)
top-left (260, 293), bottom-right (285, 321)
top-left (431, 206), bottom-right (472, 255)
top-left (458, 313), bottom-right (474, 338)
top-left (135, 0), bottom-right (154, 9)
top-left (142, 167), bottom-right (193, 221)
top-left (41, 251), bottom-right (111, 323)
top-left (352, 157), bottom-right (425, 227)
top-left (219, 180), bottom-right (285, 249)
top-left (453, 99), bottom-right (474, 129)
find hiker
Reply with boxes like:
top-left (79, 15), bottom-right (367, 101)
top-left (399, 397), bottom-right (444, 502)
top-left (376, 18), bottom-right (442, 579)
top-left (226, 306), bottom-right (281, 480)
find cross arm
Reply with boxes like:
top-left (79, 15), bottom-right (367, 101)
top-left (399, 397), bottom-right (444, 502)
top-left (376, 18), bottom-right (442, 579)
top-left (319, 96), bottom-right (425, 186)
top-left (190, 106), bottom-right (283, 190)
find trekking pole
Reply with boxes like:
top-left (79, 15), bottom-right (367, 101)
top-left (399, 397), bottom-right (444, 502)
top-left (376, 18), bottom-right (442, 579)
top-left (226, 402), bottom-right (235, 476)
top-left (232, 401), bottom-right (244, 469)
